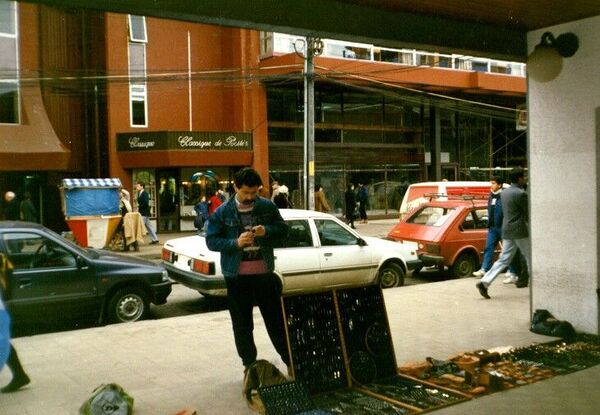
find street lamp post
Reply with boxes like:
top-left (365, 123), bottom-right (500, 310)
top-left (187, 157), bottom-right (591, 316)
top-left (301, 37), bottom-right (322, 210)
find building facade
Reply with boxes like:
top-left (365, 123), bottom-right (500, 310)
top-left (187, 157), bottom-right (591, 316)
top-left (0, 2), bottom-right (526, 231)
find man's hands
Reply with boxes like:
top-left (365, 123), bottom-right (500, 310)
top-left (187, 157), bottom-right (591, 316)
top-left (237, 225), bottom-right (266, 248)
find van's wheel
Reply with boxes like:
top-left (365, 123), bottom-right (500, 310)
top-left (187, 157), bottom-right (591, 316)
top-left (107, 287), bottom-right (149, 323)
top-left (378, 263), bottom-right (405, 288)
top-left (450, 253), bottom-right (477, 279)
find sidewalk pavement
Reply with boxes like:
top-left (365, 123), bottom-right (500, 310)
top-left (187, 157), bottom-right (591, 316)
top-left (2, 220), bottom-right (599, 414)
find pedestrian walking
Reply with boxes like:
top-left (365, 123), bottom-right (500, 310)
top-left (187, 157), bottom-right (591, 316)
top-left (2, 192), bottom-right (19, 221)
top-left (314, 184), bottom-right (331, 213)
top-left (193, 196), bottom-right (209, 231)
top-left (0, 253), bottom-right (30, 393)
top-left (476, 168), bottom-right (530, 299)
top-left (19, 192), bottom-right (37, 223)
top-left (208, 189), bottom-right (223, 216)
top-left (270, 180), bottom-right (280, 201)
top-left (357, 183), bottom-right (369, 223)
top-left (273, 185), bottom-right (293, 209)
top-left (472, 176), bottom-right (518, 282)
top-left (135, 182), bottom-right (159, 245)
top-left (344, 183), bottom-right (357, 228)
top-left (205, 168), bottom-right (290, 376)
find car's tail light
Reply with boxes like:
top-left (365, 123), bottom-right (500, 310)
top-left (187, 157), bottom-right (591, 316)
top-left (191, 259), bottom-right (215, 275)
top-left (426, 244), bottom-right (441, 254)
top-left (162, 248), bottom-right (175, 262)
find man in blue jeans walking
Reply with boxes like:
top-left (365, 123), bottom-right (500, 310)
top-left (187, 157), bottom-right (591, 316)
top-left (206, 168), bottom-right (290, 373)
top-left (477, 168), bottom-right (530, 299)
top-left (135, 182), bottom-right (159, 245)
top-left (472, 176), bottom-right (518, 283)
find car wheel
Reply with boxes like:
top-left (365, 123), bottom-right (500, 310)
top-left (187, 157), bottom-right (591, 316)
top-left (450, 252), bottom-right (477, 279)
top-left (107, 287), bottom-right (149, 323)
top-left (378, 262), bottom-right (405, 288)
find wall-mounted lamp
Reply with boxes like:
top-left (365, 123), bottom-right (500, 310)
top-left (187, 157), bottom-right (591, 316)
top-left (527, 32), bottom-right (579, 82)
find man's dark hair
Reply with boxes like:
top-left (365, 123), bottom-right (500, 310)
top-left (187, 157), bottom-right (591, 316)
top-left (234, 168), bottom-right (263, 188)
top-left (137, 181), bottom-right (145, 188)
top-left (508, 167), bottom-right (525, 184)
top-left (490, 175), bottom-right (504, 186)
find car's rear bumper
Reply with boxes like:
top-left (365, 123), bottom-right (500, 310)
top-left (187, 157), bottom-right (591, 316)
top-left (420, 254), bottom-right (445, 267)
top-left (151, 280), bottom-right (173, 305)
top-left (163, 261), bottom-right (227, 296)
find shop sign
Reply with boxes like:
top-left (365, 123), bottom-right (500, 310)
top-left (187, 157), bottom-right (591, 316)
top-left (117, 131), bottom-right (252, 151)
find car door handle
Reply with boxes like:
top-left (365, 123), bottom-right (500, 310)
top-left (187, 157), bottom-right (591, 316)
top-left (323, 252), bottom-right (333, 257)
top-left (19, 279), bottom-right (32, 288)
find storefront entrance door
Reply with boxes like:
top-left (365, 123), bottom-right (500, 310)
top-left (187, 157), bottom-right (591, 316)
top-left (157, 169), bottom-right (179, 232)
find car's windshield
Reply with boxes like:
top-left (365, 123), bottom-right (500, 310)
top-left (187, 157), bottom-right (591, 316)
top-left (407, 206), bottom-right (455, 227)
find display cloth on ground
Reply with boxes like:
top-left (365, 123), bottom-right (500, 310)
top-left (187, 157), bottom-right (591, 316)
top-left (248, 284), bottom-right (600, 414)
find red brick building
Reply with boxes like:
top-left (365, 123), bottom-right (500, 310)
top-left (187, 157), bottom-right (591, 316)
top-left (0, 2), bottom-right (525, 231)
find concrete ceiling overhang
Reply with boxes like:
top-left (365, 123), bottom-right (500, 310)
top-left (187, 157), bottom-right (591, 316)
top-left (19, 0), bottom-right (600, 61)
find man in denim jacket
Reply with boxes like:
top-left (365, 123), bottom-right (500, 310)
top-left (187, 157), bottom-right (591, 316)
top-left (206, 168), bottom-right (289, 372)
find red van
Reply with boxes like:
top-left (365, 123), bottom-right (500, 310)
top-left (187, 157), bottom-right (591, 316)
top-left (387, 196), bottom-right (494, 278)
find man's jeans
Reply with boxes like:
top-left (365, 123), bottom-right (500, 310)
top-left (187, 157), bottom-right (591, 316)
top-left (481, 237), bottom-right (531, 287)
top-left (142, 215), bottom-right (158, 242)
top-left (481, 227), bottom-right (516, 274)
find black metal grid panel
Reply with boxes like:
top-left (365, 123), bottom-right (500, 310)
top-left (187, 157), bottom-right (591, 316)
top-left (283, 291), bottom-right (348, 393)
top-left (336, 285), bottom-right (397, 384)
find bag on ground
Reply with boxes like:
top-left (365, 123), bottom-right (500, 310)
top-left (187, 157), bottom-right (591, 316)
top-left (243, 360), bottom-right (288, 413)
top-left (79, 383), bottom-right (134, 415)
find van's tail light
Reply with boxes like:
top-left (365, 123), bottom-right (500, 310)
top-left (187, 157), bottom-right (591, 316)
top-left (426, 244), bottom-right (441, 254)
top-left (191, 259), bottom-right (216, 275)
top-left (162, 248), bottom-right (175, 262)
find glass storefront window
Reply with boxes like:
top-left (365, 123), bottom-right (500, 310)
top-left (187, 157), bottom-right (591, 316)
top-left (180, 167), bottom-right (233, 209)
top-left (271, 164), bottom-right (424, 213)
top-left (343, 92), bottom-right (383, 126)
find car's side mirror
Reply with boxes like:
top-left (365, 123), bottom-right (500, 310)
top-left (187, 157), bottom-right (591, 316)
top-left (76, 256), bottom-right (87, 269)
top-left (357, 238), bottom-right (367, 247)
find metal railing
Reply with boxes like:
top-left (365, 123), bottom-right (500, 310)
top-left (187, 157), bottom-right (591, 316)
top-left (261, 32), bottom-right (526, 77)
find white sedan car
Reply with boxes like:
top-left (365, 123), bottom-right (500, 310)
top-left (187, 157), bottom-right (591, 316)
top-left (162, 209), bottom-right (421, 297)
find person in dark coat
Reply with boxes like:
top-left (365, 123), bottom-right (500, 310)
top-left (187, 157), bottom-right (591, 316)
top-left (273, 185), bottom-right (293, 209)
top-left (357, 183), bottom-right (369, 223)
top-left (3, 192), bottom-right (19, 221)
top-left (344, 183), bottom-right (357, 229)
top-left (472, 176), bottom-right (517, 280)
top-left (20, 192), bottom-right (38, 223)
top-left (135, 182), bottom-right (159, 244)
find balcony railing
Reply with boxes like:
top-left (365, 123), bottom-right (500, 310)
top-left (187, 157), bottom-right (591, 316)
top-left (260, 32), bottom-right (526, 77)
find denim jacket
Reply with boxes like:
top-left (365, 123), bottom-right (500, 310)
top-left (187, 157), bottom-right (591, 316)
top-left (205, 196), bottom-right (288, 278)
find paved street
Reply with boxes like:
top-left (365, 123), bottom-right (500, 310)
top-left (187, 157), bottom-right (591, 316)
top-left (4, 218), bottom-right (599, 414)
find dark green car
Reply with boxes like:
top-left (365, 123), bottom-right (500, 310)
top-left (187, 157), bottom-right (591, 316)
top-left (0, 221), bottom-right (171, 326)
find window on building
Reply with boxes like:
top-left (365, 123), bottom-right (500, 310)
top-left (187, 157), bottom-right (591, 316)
top-left (128, 16), bottom-right (147, 127)
top-left (0, 1), bottom-right (19, 124)
top-left (259, 31), bottom-right (273, 58)
top-left (128, 15), bottom-right (147, 42)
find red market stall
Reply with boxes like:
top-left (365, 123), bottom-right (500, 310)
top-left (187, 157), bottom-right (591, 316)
top-left (60, 178), bottom-right (122, 248)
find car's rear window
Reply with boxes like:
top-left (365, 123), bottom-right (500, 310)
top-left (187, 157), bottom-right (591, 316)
top-left (407, 206), bottom-right (455, 227)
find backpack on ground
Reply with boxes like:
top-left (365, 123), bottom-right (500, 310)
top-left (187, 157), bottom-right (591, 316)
top-left (243, 360), bottom-right (288, 413)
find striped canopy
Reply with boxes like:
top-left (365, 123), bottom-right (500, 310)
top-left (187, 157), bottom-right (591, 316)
top-left (62, 178), bottom-right (122, 189)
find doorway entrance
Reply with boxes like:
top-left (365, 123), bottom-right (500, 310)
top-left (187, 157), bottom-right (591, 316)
top-left (156, 169), bottom-right (179, 232)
